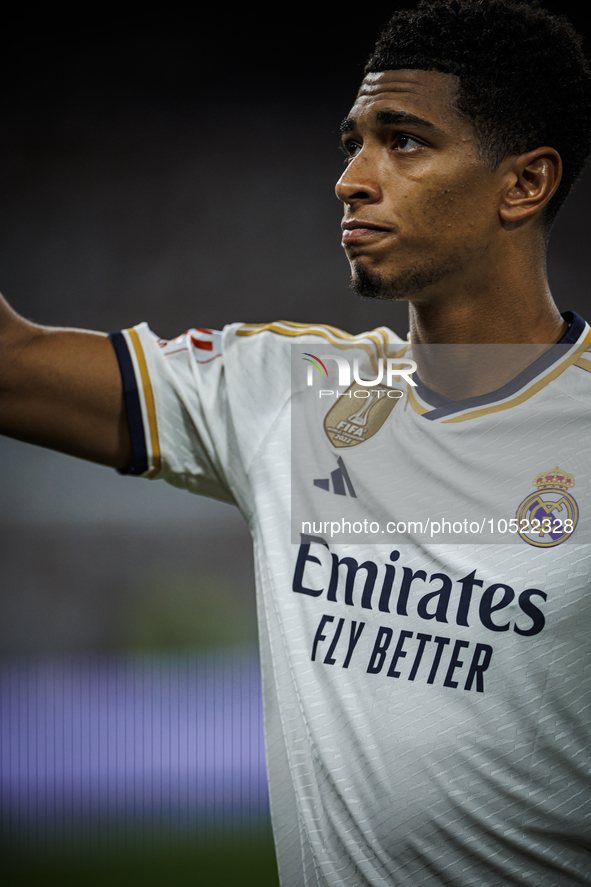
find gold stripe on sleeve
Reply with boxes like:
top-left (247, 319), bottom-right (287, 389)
top-left (128, 327), bottom-right (162, 478)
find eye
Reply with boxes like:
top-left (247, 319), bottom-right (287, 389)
top-left (394, 133), bottom-right (423, 152)
top-left (340, 139), bottom-right (361, 163)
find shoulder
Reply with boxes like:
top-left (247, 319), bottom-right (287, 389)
top-left (223, 320), bottom-right (406, 369)
top-left (127, 319), bottom-right (406, 362)
top-left (222, 320), bottom-right (406, 391)
top-left (226, 319), bottom-right (404, 348)
top-left (122, 318), bottom-right (407, 411)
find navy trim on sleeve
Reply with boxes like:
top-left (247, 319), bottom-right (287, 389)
top-left (109, 331), bottom-right (149, 476)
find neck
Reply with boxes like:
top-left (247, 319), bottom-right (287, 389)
top-left (406, 251), bottom-right (567, 399)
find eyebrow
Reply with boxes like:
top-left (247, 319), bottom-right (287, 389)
top-left (339, 109), bottom-right (443, 136)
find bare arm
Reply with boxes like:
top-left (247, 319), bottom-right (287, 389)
top-left (0, 293), bottom-right (131, 470)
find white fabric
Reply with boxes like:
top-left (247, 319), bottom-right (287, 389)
top-left (119, 318), bottom-right (591, 886)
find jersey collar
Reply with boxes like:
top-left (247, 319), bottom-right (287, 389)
top-left (407, 311), bottom-right (591, 423)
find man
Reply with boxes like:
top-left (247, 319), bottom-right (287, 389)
top-left (1, 0), bottom-right (591, 883)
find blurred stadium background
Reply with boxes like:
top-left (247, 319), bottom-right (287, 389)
top-left (1, 4), bottom-right (591, 884)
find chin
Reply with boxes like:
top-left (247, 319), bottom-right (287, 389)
top-left (350, 264), bottom-right (409, 302)
top-left (350, 257), bottom-right (454, 301)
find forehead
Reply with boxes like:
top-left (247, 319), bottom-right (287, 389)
top-left (348, 69), bottom-right (466, 131)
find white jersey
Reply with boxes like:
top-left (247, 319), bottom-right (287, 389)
top-left (110, 311), bottom-right (591, 886)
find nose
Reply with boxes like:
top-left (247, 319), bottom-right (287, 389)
top-left (335, 156), bottom-right (381, 207)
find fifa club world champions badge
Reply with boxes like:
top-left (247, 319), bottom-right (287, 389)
top-left (323, 382), bottom-right (402, 449)
top-left (516, 467), bottom-right (578, 547)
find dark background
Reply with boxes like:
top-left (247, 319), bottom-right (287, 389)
top-left (3, 2), bottom-right (591, 340)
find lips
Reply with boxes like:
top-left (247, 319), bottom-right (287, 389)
top-left (341, 219), bottom-right (390, 243)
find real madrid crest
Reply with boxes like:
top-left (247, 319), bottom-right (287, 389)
top-left (516, 467), bottom-right (578, 547)
top-left (323, 382), bottom-right (402, 448)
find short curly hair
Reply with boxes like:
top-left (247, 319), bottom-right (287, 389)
top-left (364, 0), bottom-right (591, 227)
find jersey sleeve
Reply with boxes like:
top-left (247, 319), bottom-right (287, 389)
top-left (109, 322), bottom-right (238, 504)
top-left (108, 318), bottom-right (405, 513)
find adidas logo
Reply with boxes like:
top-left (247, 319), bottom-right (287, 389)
top-left (313, 457), bottom-right (357, 498)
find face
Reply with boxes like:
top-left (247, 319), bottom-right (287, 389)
top-left (336, 70), bottom-right (507, 302)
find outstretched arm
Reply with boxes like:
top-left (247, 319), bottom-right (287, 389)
top-left (0, 293), bottom-right (131, 470)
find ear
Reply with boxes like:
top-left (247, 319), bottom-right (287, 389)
top-left (499, 147), bottom-right (562, 224)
